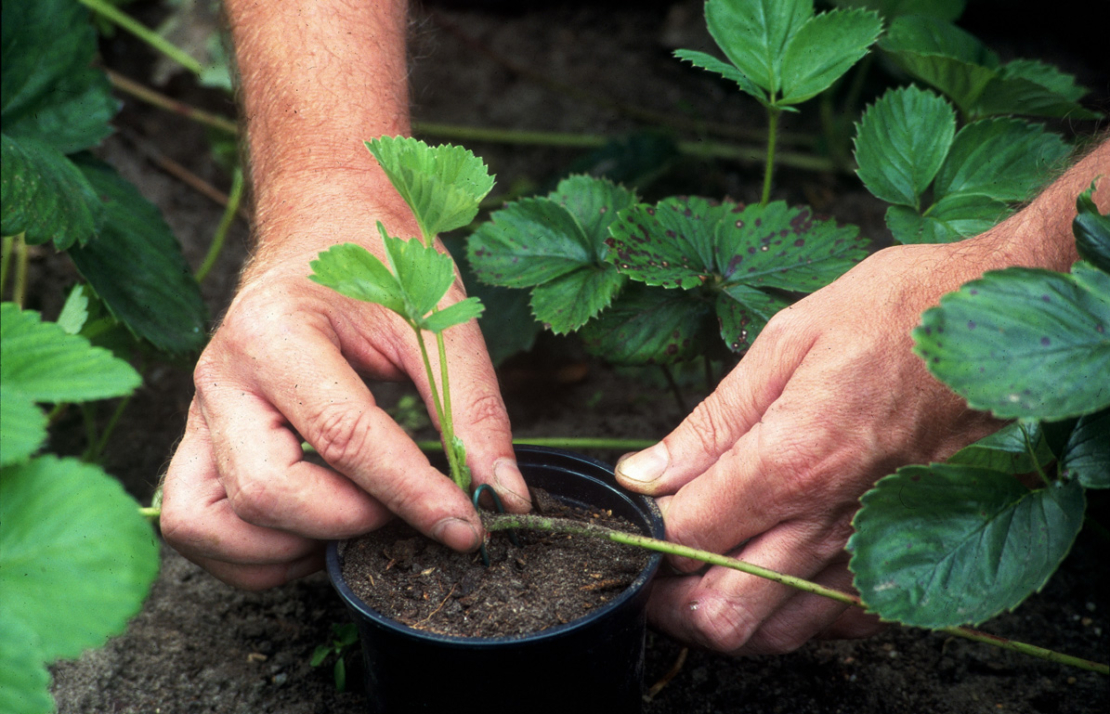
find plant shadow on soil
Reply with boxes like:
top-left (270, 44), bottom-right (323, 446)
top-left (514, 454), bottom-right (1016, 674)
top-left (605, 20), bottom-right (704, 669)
top-left (49, 1), bottom-right (1107, 712)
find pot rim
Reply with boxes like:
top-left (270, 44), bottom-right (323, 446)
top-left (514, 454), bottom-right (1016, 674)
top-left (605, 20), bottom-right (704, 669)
top-left (325, 445), bottom-right (664, 648)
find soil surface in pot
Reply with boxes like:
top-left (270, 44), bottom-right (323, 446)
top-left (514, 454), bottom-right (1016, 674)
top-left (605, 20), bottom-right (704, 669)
top-left (341, 489), bottom-right (652, 638)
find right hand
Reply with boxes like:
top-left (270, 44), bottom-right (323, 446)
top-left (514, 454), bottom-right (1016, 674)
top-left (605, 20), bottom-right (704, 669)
top-left (161, 207), bottom-right (530, 590)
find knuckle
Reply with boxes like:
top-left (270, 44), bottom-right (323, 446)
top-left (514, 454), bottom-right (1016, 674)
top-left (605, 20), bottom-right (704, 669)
top-left (686, 596), bottom-right (758, 653)
top-left (685, 399), bottom-right (734, 457)
top-left (311, 405), bottom-right (376, 472)
top-left (225, 474), bottom-right (282, 527)
top-left (462, 390), bottom-right (510, 436)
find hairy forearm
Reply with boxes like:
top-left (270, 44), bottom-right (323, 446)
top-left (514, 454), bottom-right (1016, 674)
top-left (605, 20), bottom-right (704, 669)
top-left (976, 137), bottom-right (1108, 271)
top-left (226, 0), bottom-right (413, 250)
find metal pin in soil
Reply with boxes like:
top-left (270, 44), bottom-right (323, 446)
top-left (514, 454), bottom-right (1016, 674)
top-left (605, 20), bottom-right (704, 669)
top-left (472, 484), bottom-right (521, 566)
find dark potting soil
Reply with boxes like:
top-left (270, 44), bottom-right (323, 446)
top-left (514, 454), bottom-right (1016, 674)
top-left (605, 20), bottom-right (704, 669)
top-left (340, 490), bottom-right (651, 638)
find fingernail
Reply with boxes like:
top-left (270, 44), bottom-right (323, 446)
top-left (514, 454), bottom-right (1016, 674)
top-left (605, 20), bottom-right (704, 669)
top-left (616, 443), bottom-right (669, 485)
top-left (493, 459), bottom-right (530, 511)
top-left (432, 517), bottom-right (480, 552)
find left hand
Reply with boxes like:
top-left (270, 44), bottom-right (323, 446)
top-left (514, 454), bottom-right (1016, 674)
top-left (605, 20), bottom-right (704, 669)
top-left (616, 241), bottom-right (1004, 654)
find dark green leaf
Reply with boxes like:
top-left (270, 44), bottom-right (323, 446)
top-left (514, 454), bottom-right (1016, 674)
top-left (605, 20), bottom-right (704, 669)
top-left (1074, 184), bottom-right (1110, 274)
top-left (673, 49), bottom-right (768, 104)
top-left (850, 464), bottom-right (1085, 628)
top-left (914, 264), bottom-right (1110, 420)
top-left (1060, 408), bottom-right (1109, 489)
top-left (0, 455), bottom-right (161, 661)
top-left (714, 202), bottom-right (867, 292)
top-left (468, 198), bottom-right (592, 288)
top-left (933, 118), bottom-right (1070, 203)
top-left (310, 646), bottom-right (330, 667)
top-left (546, 176), bottom-right (637, 255)
top-left (334, 656), bottom-right (347, 692)
top-left (717, 284), bottom-right (790, 353)
top-left (608, 196), bottom-right (724, 290)
top-left (885, 194), bottom-right (1010, 244)
top-left (1, 0), bottom-right (116, 154)
top-left (579, 284), bottom-right (715, 365)
top-left (974, 67), bottom-right (1098, 120)
top-left (67, 158), bottom-right (207, 354)
top-left (854, 86), bottom-right (956, 207)
top-left (310, 243), bottom-right (407, 316)
top-left (779, 8), bottom-right (882, 105)
top-left (879, 16), bottom-right (998, 113)
top-left (531, 267), bottom-right (626, 335)
top-left (704, 0), bottom-right (814, 96)
top-left (0, 302), bottom-right (141, 405)
top-left (558, 133), bottom-right (678, 190)
top-left (946, 421), bottom-right (1053, 475)
top-left (997, 59), bottom-right (1088, 103)
top-left (365, 137), bottom-right (494, 239)
top-left (831, 0), bottom-right (966, 22)
top-left (334, 623), bottom-right (359, 646)
top-left (1, 135), bottom-right (102, 249)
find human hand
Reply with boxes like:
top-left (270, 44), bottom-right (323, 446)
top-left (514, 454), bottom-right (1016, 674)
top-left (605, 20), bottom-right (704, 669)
top-left (615, 240), bottom-right (1011, 654)
top-left (161, 206), bottom-right (530, 591)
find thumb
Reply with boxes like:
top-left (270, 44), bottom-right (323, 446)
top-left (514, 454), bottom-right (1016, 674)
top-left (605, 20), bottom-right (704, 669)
top-left (615, 324), bottom-right (808, 496)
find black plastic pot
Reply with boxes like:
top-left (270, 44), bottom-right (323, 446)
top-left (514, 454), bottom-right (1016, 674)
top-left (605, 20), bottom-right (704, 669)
top-left (326, 445), bottom-right (665, 714)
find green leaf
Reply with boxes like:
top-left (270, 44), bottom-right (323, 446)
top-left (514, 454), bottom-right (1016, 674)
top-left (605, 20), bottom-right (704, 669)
top-left (418, 297), bottom-right (484, 333)
top-left (530, 267), bottom-right (626, 335)
top-left (1, 0), bottom-right (116, 154)
top-left (579, 284), bottom-right (716, 365)
top-left (717, 284), bottom-right (790, 353)
top-left (310, 645), bottom-right (330, 667)
top-left (468, 198), bottom-right (593, 287)
top-left (381, 233), bottom-right (457, 322)
top-left (450, 435), bottom-right (471, 492)
top-left (972, 60), bottom-right (1097, 120)
top-left (704, 0), bottom-right (815, 96)
top-left (914, 264), bottom-right (1110, 420)
top-left (673, 49), bottom-right (768, 104)
top-left (334, 656), bottom-right (347, 692)
top-left (0, 455), bottom-right (160, 661)
top-left (879, 15), bottom-right (998, 113)
top-left (57, 284), bottom-right (90, 335)
top-left (831, 0), bottom-right (966, 22)
top-left (547, 176), bottom-right (638, 254)
top-left (946, 421), bottom-right (1052, 475)
top-left (1, 135), bottom-right (102, 249)
top-left (67, 157), bottom-right (208, 354)
top-left (0, 302), bottom-right (141, 404)
top-left (0, 386), bottom-right (47, 467)
top-left (1074, 184), bottom-right (1110, 274)
top-left (850, 464), bottom-right (1085, 628)
top-left (715, 202), bottom-right (867, 291)
top-left (933, 118), bottom-right (1070, 203)
top-left (0, 614), bottom-right (53, 714)
top-left (311, 243), bottom-right (406, 316)
top-left (779, 8), bottom-right (882, 105)
top-left (366, 137), bottom-right (494, 239)
top-left (608, 196), bottom-right (723, 290)
top-left (1060, 408), bottom-right (1109, 489)
top-left (854, 86), bottom-right (956, 207)
top-left (885, 194), bottom-right (1010, 244)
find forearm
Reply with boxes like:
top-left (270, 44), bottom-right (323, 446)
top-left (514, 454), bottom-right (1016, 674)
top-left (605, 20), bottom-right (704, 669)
top-left (974, 138), bottom-right (1108, 271)
top-left (226, 0), bottom-right (413, 258)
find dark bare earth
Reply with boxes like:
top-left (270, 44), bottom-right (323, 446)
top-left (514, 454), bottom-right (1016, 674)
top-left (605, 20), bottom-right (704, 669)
top-left (48, 1), bottom-right (1108, 712)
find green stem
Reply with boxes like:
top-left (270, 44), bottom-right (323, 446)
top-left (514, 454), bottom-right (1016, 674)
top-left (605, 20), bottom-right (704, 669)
top-left (195, 166), bottom-right (244, 283)
top-left (761, 106), bottom-right (781, 206)
top-left (77, 0), bottom-right (204, 76)
top-left (11, 234), bottom-right (29, 308)
top-left (435, 329), bottom-right (466, 490)
top-left (483, 513), bottom-right (1110, 675)
top-left (107, 70), bottom-right (238, 134)
top-left (416, 437), bottom-right (657, 452)
top-left (86, 394), bottom-right (133, 463)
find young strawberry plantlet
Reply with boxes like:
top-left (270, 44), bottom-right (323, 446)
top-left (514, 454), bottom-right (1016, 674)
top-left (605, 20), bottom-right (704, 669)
top-left (309, 137), bottom-right (493, 491)
top-left (673, 0), bottom-right (882, 204)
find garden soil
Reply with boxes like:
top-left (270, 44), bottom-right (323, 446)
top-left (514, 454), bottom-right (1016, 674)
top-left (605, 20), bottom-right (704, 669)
top-left (48, 1), bottom-right (1108, 712)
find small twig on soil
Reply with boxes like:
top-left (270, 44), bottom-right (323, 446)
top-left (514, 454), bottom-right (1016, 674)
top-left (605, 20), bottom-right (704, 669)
top-left (645, 647), bottom-right (688, 702)
top-left (483, 513), bottom-right (1110, 675)
top-left (413, 584), bottom-right (458, 628)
